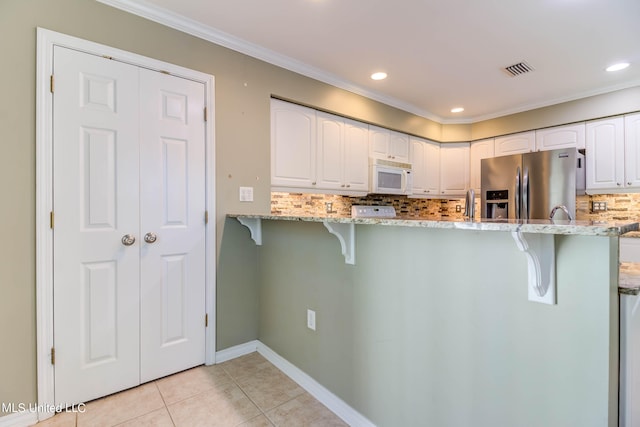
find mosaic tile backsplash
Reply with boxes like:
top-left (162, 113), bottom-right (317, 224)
top-left (271, 191), bottom-right (640, 222)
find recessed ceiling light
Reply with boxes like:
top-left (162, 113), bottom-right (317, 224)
top-left (451, 107), bottom-right (465, 113)
top-left (606, 62), bottom-right (630, 72)
top-left (371, 72), bottom-right (387, 81)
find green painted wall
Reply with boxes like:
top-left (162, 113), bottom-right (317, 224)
top-left (257, 220), bottom-right (618, 426)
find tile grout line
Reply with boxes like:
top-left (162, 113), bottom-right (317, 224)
top-left (221, 358), bottom-right (308, 427)
top-left (152, 380), bottom-right (177, 427)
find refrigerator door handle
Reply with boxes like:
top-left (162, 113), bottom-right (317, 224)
top-left (515, 166), bottom-right (521, 220)
top-left (523, 167), bottom-right (529, 220)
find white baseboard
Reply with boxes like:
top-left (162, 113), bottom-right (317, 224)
top-left (0, 411), bottom-right (38, 427)
top-left (249, 341), bottom-right (375, 427)
top-left (214, 340), bottom-right (259, 363)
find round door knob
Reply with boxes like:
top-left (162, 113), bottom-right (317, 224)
top-left (121, 234), bottom-right (135, 246)
top-left (144, 232), bottom-right (157, 244)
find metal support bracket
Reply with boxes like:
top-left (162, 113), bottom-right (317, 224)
top-left (511, 231), bottom-right (556, 305)
top-left (237, 217), bottom-right (262, 245)
top-left (323, 221), bottom-right (355, 265)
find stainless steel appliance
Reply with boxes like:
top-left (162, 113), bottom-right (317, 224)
top-left (481, 148), bottom-right (585, 220)
top-left (369, 158), bottom-right (412, 195)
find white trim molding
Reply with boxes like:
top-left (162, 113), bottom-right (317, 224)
top-left (35, 27), bottom-right (216, 422)
top-left (0, 412), bottom-right (38, 427)
top-left (256, 342), bottom-right (376, 427)
top-left (215, 340), bottom-right (376, 426)
top-left (215, 340), bottom-right (260, 364)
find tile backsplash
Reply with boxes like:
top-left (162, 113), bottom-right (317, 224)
top-left (271, 191), bottom-right (640, 222)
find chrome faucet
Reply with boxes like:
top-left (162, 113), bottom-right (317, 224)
top-left (549, 205), bottom-right (573, 221)
top-left (464, 189), bottom-right (475, 220)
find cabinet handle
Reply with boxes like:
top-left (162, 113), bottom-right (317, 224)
top-left (617, 183), bottom-right (621, 186)
top-left (346, 184), bottom-right (350, 188)
top-left (341, 184), bottom-right (345, 187)
top-left (628, 182), bottom-right (632, 186)
top-left (312, 182), bottom-right (316, 185)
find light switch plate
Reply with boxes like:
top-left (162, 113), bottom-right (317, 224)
top-left (239, 186), bottom-right (254, 202)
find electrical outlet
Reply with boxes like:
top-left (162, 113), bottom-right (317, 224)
top-left (456, 205), bottom-right (462, 212)
top-left (239, 186), bottom-right (254, 202)
top-left (325, 202), bottom-right (333, 213)
top-left (591, 201), bottom-right (608, 212)
top-left (307, 309), bottom-right (316, 331)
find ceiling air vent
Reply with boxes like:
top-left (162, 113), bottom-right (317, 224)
top-left (503, 61), bottom-right (534, 77)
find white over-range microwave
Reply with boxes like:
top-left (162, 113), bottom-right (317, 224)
top-left (369, 158), bottom-right (413, 195)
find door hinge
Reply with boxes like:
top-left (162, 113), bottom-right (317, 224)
top-left (50, 75), bottom-right (54, 93)
top-left (205, 210), bottom-right (209, 224)
top-left (51, 347), bottom-right (55, 365)
top-left (205, 313), bottom-right (208, 327)
top-left (204, 107), bottom-right (207, 122)
top-left (50, 211), bottom-right (54, 229)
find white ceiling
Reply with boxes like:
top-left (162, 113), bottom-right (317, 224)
top-left (102, 0), bottom-right (640, 124)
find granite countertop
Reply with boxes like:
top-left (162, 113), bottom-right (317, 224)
top-left (229, 214), bottom-right (639, 237)
top-left (620, 263), bottom-right (640, 295)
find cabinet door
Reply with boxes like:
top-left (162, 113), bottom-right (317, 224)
top-left (469, 138), bottom-right (494, 192)
top-left (411, 137), bottom-right (440, 197)
top-left (271, 99), bottom-right (317, 189)
top-left (343, 119), bottom-right (369, 192)
top-left (316, 112), bottom-right (344, 190)
top-left (440, 143), bottom-right (469, 196)
top-left (389, 130), bottom-right (410, 162)
top-left (625, 113), bottom-right (640, 189)
top-left (410, 137), bottom-right (428, 196)
top-left (586, 117), bottom-right (624, 192)
top-left (423, 140), bottom-right (441, 195)
top-left (369, 125), bottom-right (389, 160)
top-left (535, 123), bottom-right (585, 151)
top-left (494, 131), bottom-right (535, 156)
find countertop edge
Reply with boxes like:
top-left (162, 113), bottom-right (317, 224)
top-left (228, 214), bottom-right (639, 237)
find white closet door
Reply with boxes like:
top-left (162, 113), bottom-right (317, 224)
top-left (53, 46), bottom-right (141, 404)
top-left (53, 47), bottom-right (207, 405)
top-left (138, 69), bottom-right (206, 382)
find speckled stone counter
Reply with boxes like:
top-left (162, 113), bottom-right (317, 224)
top-left (620, 263), bottom-right (640, 295)
top-left (228, 214), bottom-right (639, 237)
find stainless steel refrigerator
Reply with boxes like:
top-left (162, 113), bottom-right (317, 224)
top-left (480, 148), bottom-right (585, 220)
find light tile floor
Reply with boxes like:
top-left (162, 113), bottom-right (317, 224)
top-left (35, 352), bottom-right (348, 427)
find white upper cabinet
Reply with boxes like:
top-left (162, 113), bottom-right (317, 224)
top-left (313, 112), bottom-right (370, 194)
top-left (494, 131), bottom-right (535, 156)
top-left (440, 143), bottom-right (470, 196)
top-left (586, 117), bottom-right (624, 192)
top-left (272, 100), bottom-right (368, 195)
top-left (535, 123), bottom-right (585, 151)
top-left (410, 136), bottom-right (440, 197)
top-left (316, 112), bottom-right (344, 190)
top-left (624, 113), bottom-right (640, 189)
top-left (369, 125), bottom-right (410, 163)
top-left (342, 118), bottom-right (370, 192)
top-left (271, 99), bottom-right (317, 189)
top-left (469, 138), bottom-right (494, 192)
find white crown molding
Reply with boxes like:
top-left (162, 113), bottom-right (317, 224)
top-left (96, 0), bottom-right (445, 123)
top-left (458, 80), bottom-right (640, 124)
top-left (97, 0), bottom-right (640, 126)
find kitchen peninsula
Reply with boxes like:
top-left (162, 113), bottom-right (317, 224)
top-left (227, 213), bottom-right (637, 427)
